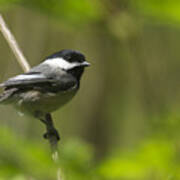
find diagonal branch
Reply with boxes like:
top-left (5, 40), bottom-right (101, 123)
top-left (0, 14), bottom-right (30, 72)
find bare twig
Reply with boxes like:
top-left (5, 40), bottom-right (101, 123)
top-left (0, 14), bottom-right (62, 180)
top-left (44, 113), bottom-right (62, 180)
top-left (0, 14), bottom-right (30, 72)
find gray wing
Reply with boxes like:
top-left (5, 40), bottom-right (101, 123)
top-left (0, 64), bottom-right (77, 92)
top-left (0, 72), bottom-right (51, 87)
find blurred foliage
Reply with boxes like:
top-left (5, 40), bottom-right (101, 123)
top-left (0, 127), bottom-right (56, 179)
top-left (131, 0), bottom-right (180, 24)
top-left (1, 0), bottom-right (180, 25)
top-left (99, 139), bottom-right (180, 180)
top-left (0, 0), bottom-right (104, 25)
top-left (21, 0), bottom-right (104, 25)
top-left (0, 0), bottom-right (20, 7)
top-left (1, 127), bottom-right (180, 180)
top-left (0, 127), bottom-right (97, 180)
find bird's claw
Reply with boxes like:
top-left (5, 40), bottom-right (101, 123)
top-left (43, 129), bottom-right (60, 141)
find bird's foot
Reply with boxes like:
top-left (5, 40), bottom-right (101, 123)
top-left (43, 128), bottom-right (60, 141)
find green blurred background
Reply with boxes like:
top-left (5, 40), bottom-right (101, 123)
top-left (0, 0), bottom-right (180, 179)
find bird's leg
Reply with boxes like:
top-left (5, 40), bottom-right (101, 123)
top-left (36, 112), bottom-right (60, 150)
top-left (43, 113), bottom-right (60, 142)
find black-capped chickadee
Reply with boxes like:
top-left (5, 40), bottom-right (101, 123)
top-left (0, 49), bottom-right (90, 142)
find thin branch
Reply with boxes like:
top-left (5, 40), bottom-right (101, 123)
top-left (43, 113), bottom-right (62, 180)
top-left (0, 14), bottom-right (30, 72)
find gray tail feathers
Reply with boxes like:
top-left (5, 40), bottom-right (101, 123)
top-left (0, 88), bottom-right (17, 104)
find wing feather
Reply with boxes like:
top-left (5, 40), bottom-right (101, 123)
top-left (0, 71), bottom-right (77, 92)
top-left (0, 72), bottom-right (53, 87)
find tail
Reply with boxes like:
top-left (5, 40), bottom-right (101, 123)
top-left (0, 83), bottom-right (5, 103)
top-left (0, 88), bottom-right (17, 104)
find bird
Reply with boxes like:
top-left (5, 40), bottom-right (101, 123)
top-left (0, 49), bottom-right (90, 143)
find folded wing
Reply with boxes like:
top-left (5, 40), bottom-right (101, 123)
top-left (0, 71), bottom-right (77, 92)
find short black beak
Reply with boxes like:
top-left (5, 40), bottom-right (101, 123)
top-left (82, 61), bottom-right (90, 67)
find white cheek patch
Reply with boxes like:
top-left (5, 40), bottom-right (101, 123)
top-left (43, 57), bottom-right (80, 70)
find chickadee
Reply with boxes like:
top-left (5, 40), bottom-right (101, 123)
top-left (0, 49), bottom-right (90, 142)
